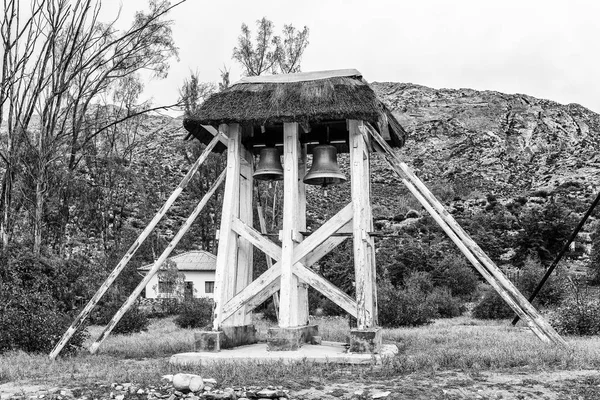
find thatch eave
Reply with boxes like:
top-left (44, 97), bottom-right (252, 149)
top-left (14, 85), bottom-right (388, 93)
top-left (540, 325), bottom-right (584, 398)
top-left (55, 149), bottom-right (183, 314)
top-left (183, 70), bottom-right (406, 152)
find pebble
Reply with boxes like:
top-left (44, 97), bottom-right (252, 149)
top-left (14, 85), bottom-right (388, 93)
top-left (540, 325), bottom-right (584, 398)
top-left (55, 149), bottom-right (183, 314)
top-left (2, 378), bottom-right (299, 400)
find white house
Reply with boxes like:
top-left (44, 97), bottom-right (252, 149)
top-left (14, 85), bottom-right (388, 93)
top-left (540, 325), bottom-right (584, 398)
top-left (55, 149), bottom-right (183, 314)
top-left (138, 250), bottom-right (216, 299)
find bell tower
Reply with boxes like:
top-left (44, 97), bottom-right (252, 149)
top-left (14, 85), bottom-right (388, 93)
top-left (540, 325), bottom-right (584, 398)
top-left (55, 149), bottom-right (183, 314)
top-left (203, 117), bottom-right (381, 352)
top-left (48, 69), bottom-right (565, 359)
top-left (183, 69), bottom-right (402, 352)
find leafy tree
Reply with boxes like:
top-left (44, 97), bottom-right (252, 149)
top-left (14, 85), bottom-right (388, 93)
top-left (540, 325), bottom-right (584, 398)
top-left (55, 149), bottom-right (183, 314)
top-left (587, 222), bottom-right (600, 285)
top-left (0, 0), bottom-right (183, 255)
top-left (232, 17), bottom-right (309, 76)
top-left (514, 200), bottom-right (577, 266)
top-left (431, 253), bottom-right (479, 299)
top-left (179, 73), bottom-right (217, 117)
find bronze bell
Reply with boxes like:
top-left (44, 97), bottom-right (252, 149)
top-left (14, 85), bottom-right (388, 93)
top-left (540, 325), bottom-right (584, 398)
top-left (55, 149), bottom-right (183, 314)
top-left (303, 144), bottom-right (347, 187)
top-left (253, 147), bottom-right (284, 181)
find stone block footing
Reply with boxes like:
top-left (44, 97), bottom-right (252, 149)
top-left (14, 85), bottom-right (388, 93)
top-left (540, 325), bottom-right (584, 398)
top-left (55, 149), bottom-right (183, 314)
top-left (194, 325), bottom-right (257, 352)
top-left (349, 327), bottom-right (382, 354)
top-left (267, 325), bottom-right (319, 351)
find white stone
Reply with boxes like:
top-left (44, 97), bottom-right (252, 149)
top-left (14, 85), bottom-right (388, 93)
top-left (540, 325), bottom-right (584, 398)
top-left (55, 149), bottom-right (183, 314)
top-left (372, 391), bottom-right (391, 399)
top-left (173, 373), bottom-right (204, 392)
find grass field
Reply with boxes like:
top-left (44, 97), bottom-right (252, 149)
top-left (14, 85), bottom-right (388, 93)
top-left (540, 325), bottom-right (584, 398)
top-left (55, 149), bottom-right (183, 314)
top-left (2, 315), bottom-right (600, 390)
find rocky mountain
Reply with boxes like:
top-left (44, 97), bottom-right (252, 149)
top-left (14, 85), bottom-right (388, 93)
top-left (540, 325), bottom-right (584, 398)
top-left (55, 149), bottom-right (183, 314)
top-left (115, 84), bottom-right (600, 263)
top-left (372, 82), bottom-right (600, 197)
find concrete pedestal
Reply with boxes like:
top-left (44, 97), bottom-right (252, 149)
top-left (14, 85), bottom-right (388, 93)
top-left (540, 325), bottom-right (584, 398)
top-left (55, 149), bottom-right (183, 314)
top-left (194, 325), bottom-right (257, 352)
top-left (349, 327), bottom-right (382, 354)
top-left (267, 325), bottom-right (319, 351)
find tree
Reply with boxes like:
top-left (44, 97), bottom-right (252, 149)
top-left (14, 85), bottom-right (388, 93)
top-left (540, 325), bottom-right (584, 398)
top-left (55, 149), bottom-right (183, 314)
top-left (179, 72), bottom-right (216, 117)
top-left (232, 17), bottom-right (309, 76)
top-left (0, 0), bottom-right (185, 255)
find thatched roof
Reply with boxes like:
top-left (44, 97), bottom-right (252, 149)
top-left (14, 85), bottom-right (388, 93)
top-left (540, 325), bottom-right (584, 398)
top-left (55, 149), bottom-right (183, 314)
top-left (183, 69), bottom-right (406, 152)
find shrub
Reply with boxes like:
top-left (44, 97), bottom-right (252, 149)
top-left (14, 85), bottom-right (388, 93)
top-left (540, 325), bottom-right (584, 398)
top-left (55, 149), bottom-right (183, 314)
top-left (112, 306), bottom-right (150, 335)
top-left (486, 193), bottom-right (498, 204)
top-left (517, 255), bottom-right (566, 306)
top-left (405, 209), bottom-right (421, 219)
top-left (431, 254), bottom-right (479, 299)
top-left (89, 298), bottom-right (121, 326)
top-left (0, 284), bottom-right (88, 354)
top-left (587, 223), bottom-right (600, 285)
top-left (549, 288), bottom-right (600, 336)
top-left (428, 287), bottom-right (465, 318)
top-left (471, 287), bottom-right (514, 319)
top-left (377, 277), bottom-right (436, 327)
top-left (146, 298), bottom-right (183, 318)
top-left (404, 271), bottom-right (434, 294)
top-left (89, 298), bottom-right (149, 335)
top-left (175, 297), bottom-right (214, 329)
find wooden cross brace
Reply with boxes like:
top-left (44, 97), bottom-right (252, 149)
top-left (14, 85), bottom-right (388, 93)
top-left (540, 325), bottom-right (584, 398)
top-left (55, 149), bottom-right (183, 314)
top-left (215, 203), bottom-right (358, 323)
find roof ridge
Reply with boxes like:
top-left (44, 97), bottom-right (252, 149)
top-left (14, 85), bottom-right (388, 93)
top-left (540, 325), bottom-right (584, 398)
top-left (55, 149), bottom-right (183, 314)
top-left (234, 69), bottom-right (362, 85)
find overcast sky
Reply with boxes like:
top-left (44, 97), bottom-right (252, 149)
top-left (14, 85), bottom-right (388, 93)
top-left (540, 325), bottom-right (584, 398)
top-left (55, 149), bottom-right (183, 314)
top-left (102, 0), bottom-right (600, 114)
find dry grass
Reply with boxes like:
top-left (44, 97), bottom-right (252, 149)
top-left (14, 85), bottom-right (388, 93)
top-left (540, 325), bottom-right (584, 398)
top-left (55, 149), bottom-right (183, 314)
top-left (381, 317), bottom-right (600, 374)
top-left (85, 317), bottom-right (194, 359)
top-left (2, 315), bottom-right (600, 388)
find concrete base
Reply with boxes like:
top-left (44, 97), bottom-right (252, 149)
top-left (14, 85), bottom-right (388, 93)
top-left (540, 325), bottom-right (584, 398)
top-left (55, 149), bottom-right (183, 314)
top-left (194, 325), bottom-right (257, 352)
top-left (267, 324), bottom-right (319, 351)
top-left (171, 341), bottom-right (398, 366)
top-left (194, 331), bottom-right (222, 352)
top-left (349, 327), bottom-right (382, 354)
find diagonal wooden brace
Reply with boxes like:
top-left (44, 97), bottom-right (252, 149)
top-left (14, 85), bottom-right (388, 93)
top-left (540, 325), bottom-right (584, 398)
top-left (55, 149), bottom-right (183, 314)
top-left (294, 203), bottom-right (353, 261)
top-left (221, 206), bottom-right (354, 321)
top-left (293, 263), bottom-right (358, 317)
top-left (221, 262), bottom-right (282, 321)
top-left (232, 217), bottom-right (282, 262)
top-left (366, 122), bottom-right (566, 347)
top-left (50, 132), bottom-right (224, 359)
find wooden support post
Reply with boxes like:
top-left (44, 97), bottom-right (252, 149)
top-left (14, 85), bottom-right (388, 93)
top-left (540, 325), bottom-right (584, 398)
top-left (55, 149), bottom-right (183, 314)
top-left (229, 149), bottom-right (254, 326)
top-left (349, 120), bottom-right (377, 329)
top-left (257, 205), bottom-right (279, 320)
top-left (278, 122), bottom-right (301, 327)
top-left (89, 169), bottom-right (226, 354)
top-left (366, 123), bottom-right (566, 346)
top-left (297, 144), bottom-right (309, 325)
top-left (49, 133), bottom-right (223, 359)
top-left (213, 124), bottom-right (242, 330)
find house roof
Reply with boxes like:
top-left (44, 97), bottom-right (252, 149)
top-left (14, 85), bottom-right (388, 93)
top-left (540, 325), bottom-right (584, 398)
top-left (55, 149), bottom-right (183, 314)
top-left (138, 250), bottom-right (216, 272)
top-left (183, 69), bottom-right (406, 153)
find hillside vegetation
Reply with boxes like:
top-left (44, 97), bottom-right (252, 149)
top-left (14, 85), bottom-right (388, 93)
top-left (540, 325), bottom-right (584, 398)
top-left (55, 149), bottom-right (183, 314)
top-left (3, 82), bottom-right (600, 352)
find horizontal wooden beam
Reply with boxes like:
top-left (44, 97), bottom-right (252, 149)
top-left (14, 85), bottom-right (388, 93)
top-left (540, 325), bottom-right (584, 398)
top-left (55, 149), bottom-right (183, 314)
top-left (231, 217), bottom-right (282, 263)
top-left (293, 263), bottom-right (357, 317)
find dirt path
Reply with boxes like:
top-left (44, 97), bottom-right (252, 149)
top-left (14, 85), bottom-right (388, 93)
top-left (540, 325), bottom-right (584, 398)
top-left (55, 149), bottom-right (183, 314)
top-left (292, 370), bottom-right (600, 400)
top-left (2, 370), bottom-right (599, 399)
